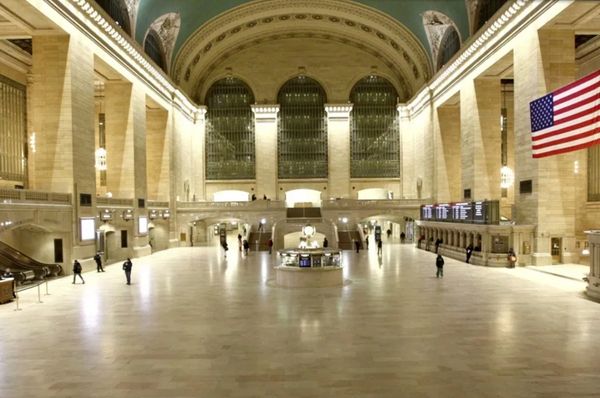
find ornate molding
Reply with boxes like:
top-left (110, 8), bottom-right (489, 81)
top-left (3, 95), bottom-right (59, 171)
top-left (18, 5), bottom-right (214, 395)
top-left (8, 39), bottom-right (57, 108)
top-left (325, 103), bottom-right (353, 120)
top-left (251, 104), bottom-right (280, 122)
top-left (422, 11), bottom-right (460, 69)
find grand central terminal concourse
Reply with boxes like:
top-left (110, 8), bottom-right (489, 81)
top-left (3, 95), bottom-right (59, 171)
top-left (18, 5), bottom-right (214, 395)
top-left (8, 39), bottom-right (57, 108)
top-left (2, 0), bottom-right (600, 396)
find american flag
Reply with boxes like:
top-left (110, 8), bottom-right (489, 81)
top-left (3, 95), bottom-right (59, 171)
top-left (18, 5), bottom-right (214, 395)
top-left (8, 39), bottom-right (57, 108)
top-left (530, 69), bottom-right (600, 158)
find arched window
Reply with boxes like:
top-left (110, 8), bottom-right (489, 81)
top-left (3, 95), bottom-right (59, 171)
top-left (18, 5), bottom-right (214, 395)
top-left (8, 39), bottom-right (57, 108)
top-left (277, 76), bottom-right (328, 179)
top-left (350, 76), bottom-right (400, 178)
top-left (437, 27), bottom-right (461, 70)
top-left (474, 0), bottom-right (508, 33)
top-left (205, 78), bottom-right (255, 180)
top-left (144, 30), bottom-right (166, 71)
top-left (95, 0), bottom-right (131, 35)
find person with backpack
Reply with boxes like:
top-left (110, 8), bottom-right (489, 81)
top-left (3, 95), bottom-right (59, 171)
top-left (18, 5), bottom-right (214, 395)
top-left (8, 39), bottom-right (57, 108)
top-left (93, 252), bottom-right (105, 272)
top-left (72, 260), bottom-right (84, 284)
top-left (122, 258), bottom-right (133, 285)
top-left (436, 254), bottom-right (445, 278)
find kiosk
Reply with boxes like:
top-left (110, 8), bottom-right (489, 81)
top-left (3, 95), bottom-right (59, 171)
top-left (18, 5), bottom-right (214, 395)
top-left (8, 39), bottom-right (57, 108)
top-left (275, 248), bottom-right (343, 287)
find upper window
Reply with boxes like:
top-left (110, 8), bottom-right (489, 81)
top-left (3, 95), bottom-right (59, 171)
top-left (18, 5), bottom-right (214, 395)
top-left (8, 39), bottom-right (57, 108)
top-left (473, 0), bottom-right (508, 33)
top-left (437, 27), bottom-right (461, 70)
top-left (277, 76), bottom-right (328, 179)
top-left (205, 78), bottom-right (255, 180)
top-left (0, 75), bottom-right (27, 185)
top-left (350, 76), bottom-right (400, 178)
top-left (144, 30), bottom-right (166, 71)
top-left (95, 0), bottom-right (131, 35)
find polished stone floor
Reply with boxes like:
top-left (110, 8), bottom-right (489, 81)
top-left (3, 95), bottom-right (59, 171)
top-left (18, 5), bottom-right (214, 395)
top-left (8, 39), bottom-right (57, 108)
top-left (1, 243), bottom-right (599, 398)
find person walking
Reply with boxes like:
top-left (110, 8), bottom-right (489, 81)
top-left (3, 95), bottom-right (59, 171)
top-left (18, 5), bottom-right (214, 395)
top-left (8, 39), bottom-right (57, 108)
top-left (93, 252), bottom-right (105, 272)
top-left (122, 258), bottom-right (133, 285)
top-left (238, 233), bottom-right (242, 252)
top-left (436, 254), bottom-right (445, 278)
top-left (268, 238), bottom-right (273, 254)
top-left (222, 241), bottom-right (229, 258)
top-left (354, 239), bottom-right (360, 253)
top-left (243, 239), bottom-right (249, 255)
top-left (323, 237), bottom-right (328, 248)
top-left (377, 239), bottom-right (383, 256)
top-left (466, 244), bottom-right (473, 263)
top-left (72, 260), bottom-right (85, 284)
top-left (365, 236), bottom-right (369, 250)
top-left (507, 248), bottom-right (517, 268)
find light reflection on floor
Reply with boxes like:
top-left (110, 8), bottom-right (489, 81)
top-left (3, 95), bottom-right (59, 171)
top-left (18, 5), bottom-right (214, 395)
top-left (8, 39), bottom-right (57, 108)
top-left (1, 244), bottom-right (599, 397)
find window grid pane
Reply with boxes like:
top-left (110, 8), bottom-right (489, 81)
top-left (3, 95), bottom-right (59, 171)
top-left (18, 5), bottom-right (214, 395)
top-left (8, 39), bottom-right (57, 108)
top-left (350, 76), bottom-right (400, 178)
top-left (205, 78), bottom-right (255, 180)
top-left (0, 74), bottom-right (26, 183)
top-left (277, 76), bottom-right (328, 179)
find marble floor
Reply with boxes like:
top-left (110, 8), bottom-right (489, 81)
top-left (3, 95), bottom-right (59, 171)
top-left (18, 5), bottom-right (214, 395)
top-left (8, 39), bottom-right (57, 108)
top-left (1, 244), bottom-right (599, 398)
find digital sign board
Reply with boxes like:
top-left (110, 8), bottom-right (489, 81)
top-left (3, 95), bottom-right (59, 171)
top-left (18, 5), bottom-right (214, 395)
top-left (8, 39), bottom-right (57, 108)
top-left (420, 200), bottom-right (499, 225)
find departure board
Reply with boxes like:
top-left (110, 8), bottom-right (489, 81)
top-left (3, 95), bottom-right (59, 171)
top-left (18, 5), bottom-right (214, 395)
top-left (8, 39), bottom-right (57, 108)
top-left (420, 200), bottom-right (499, 224)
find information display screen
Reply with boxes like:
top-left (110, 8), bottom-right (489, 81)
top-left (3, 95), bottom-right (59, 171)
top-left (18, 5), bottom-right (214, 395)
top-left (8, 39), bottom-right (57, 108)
top-left (472, 201), bottom-right (486, 224)
top-left (435, 204), bottom-right (451, 221)
top-left (420, 200), bottom-right (499, 225)
top-left (299, 255), bottom-right (311, 267)
top-left (452, 202), bottom-right (472, 222)
top-left (421, 205), bottom-right (434, 220)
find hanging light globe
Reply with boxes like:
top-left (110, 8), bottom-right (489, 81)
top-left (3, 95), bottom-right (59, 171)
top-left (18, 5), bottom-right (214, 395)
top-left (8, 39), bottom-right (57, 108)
top-left (500, 166), bottom-right (514, 189)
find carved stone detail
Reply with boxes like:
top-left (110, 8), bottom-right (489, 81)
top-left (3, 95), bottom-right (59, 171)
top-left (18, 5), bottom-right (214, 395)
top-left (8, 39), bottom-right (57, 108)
top-left (147, 12), bottom-right (181, 72)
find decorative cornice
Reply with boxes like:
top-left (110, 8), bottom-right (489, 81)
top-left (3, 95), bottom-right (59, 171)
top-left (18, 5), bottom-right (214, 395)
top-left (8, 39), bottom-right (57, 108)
top-left (251, 104), bottom-right (280, 122)
top-left (405, 0), bottom-right (540, 118)
top-left (325, 103), bottom-right (353, 120)
top-left (52, 0), bottom-right (199, 121)
top-left (196, 105), bottom-right (207, 121)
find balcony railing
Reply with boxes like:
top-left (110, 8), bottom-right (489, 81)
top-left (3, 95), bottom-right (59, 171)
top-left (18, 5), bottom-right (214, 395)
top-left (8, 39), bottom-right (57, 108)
top-left (0, 189), bottom-right (71, 204)
top-left (96, 197), bottom-right (134, 207)
top-left (177, 200), bottom-right (285, 210)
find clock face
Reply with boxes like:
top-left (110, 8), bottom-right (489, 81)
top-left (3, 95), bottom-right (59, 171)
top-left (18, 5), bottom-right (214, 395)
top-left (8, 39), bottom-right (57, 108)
top-left (303, 226), bottom-right (315, 236)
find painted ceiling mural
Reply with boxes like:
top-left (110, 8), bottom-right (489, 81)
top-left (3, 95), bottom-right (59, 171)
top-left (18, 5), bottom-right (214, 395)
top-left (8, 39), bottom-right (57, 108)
top-left (134, 0), bottom-right (470, 61)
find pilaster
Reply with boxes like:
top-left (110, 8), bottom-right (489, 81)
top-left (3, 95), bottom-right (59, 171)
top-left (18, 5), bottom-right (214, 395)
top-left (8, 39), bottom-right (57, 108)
top-left (325, 104), bottom-right (353, 199)
top-left (514, 28), bottom-right (578, 265)
top-left (252, 105), bottom-right (279, 199)
top-left (194, 106), bottom-right (207, 201)
top-left (398, 104), bottom-right (414, 199)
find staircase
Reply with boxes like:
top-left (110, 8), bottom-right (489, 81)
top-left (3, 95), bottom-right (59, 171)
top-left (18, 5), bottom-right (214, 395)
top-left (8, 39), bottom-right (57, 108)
top-left (338, 230), bottom-right (363, 250)
top-left (247, 231), bottom-right (272, 251)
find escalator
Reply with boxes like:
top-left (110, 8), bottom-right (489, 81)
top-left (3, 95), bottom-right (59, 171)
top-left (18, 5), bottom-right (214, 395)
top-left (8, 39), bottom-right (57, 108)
top-left (0, 240), bottom-right (63, 284)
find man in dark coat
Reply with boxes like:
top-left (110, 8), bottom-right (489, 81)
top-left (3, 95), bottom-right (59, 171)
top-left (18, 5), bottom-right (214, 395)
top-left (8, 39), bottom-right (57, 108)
top-left (436, 254), bottom-right (445, 278)
top-left (93, 252), bottom-right (105, 272)
top-left (122, 258), bottom-right (133, 285)
top-left (72, 260), bottom-right (85, 284)
top-left (466, 244), bottom-right (474, 263)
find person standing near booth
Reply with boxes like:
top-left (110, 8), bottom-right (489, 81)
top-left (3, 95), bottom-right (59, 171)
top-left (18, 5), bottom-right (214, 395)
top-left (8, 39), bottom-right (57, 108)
top-left (72, 260), bottom-right (85, 284)
top-left (94, 252), bottom-right (105, 272)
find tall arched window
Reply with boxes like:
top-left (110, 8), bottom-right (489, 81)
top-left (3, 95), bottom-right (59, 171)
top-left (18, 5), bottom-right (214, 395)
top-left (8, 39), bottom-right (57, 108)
top-left (95, 0), bottom-right (131, 35)
top-left (278, 76), bottom-right (328, 179)
top-left (473, 0), bottom-right (508, 33)
top-left (437, 27), bottom-right (461, 70)
top-left (144, 30), bottom-right (166, 71)
top-left (350, 76), bottom-right (400, 178)
top-left (205, 78), bottom-right (255, 180)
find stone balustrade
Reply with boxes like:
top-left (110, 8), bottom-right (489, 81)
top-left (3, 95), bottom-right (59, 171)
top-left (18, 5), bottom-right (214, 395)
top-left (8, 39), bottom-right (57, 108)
top-left (0, 188), bottom-right (71, 204)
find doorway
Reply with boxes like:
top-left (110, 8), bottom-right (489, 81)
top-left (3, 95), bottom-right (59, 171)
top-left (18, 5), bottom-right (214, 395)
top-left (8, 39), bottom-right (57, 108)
top-left (551, 237), bottom-right (561, 264)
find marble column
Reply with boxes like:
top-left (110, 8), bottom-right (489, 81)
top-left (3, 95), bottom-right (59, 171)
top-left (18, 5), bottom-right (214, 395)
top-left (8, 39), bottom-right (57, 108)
top-left (251, 105), bottom-right (279, 200)
top-left (586, 231), bottom-right (600, 300)
top-left (193, 106), bottom-right (207, 201)
top-left (30, 34), bottom-right (96, 261)
top-left (325, 104), bottom-right (353, 199)
top-left (460, 78), bottom-right (501, 201)
top-left (514, 28), bottom-right (579, 265)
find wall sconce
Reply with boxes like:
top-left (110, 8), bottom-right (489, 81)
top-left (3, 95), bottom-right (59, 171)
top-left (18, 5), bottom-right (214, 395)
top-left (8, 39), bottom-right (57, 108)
top-left (162, 210), bottom-right (171, 220)
top-left (149, 210), bottom-right (159, 220)
top-left (100, 209), bottom-right (112, 221)
top-left (500, 166), bottom-right (514, 189)
top-left (122, 209), bottom-right (133, 221)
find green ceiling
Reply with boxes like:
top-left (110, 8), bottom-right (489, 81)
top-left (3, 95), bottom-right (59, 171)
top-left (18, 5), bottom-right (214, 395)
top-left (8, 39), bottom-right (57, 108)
top-left (135, 0), bottom-right (470, 60)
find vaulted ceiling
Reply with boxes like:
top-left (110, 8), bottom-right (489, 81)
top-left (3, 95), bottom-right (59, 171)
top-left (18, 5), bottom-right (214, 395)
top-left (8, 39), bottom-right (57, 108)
top-left (135, 0), bottom-right (470, 61)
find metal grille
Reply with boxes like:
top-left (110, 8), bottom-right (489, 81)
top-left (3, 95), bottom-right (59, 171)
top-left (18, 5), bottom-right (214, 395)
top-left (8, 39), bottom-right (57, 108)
top-left (350, 76), bottom-right (400, 178)
top-left (144, 30), bottom-right (165, 71)
top-left (278, 76), bottom-right (328, 179)
top-left (0, 75), bottom-right (27, 183)
top-left (95, 0), bottom-right (131, 35)
top-left (589, 145), bottom-right (600, 201)
top-left (205, 78), bottom-right (255, 180)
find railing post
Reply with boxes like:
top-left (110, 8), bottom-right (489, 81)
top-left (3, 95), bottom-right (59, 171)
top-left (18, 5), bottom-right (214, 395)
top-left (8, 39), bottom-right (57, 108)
top-left (14, 292), bottom-right (21, 311)
top-left (37, 283), bottom-right (43, 303)
top-left (45, 280), bottom-right (50, 295)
